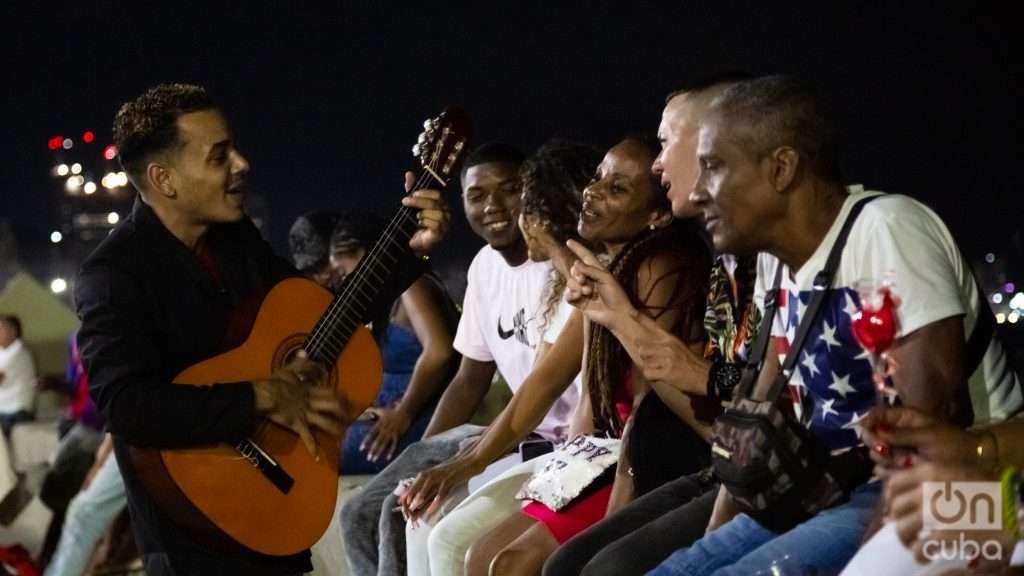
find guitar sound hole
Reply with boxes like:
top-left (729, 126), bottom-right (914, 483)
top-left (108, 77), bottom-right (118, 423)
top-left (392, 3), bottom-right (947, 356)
top-left (272, 334), bottom-right (337, 389)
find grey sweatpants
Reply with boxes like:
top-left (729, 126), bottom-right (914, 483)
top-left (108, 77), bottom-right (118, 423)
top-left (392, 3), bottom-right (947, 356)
top-left (339, 424), bottom-right (484, 576)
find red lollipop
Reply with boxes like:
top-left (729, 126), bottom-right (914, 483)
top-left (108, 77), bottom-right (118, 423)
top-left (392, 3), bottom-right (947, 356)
top-left (851, 288), bottom-right (897, 355)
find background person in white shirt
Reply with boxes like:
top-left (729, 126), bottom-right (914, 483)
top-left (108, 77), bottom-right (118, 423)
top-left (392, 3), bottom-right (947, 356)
top-left (0, 314), bottom-right (36, 436)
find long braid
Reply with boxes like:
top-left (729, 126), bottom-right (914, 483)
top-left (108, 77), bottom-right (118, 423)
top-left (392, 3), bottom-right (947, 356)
top-left (586, 219), bottom-right (710, 436)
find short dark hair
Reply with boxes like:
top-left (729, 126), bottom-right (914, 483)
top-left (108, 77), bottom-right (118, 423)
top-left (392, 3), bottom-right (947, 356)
top-left (520, 139), bottom-right (601, 246)
top-left (330, 210), bottom-right (388, 254)
top-left (710, 75), bottom-right (842, 182)
top-left (459, 142), bottom-right (525, 184)
top-left (0, 314), bottom-right (21, 339)
top-left (288, 210), bottom-right (341, 274)
top-left (665, 70), bottom-right (754, 103)
top-left (113, 83), bottom-right (217, 188)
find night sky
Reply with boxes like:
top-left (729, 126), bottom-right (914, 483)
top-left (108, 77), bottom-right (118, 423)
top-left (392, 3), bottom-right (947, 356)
top-left (1, 4), bottom-right (1020, 286)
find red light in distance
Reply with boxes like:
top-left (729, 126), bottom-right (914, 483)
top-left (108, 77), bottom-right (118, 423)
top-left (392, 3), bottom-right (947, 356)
top-left (103, 145), bottom-right (117, 160)
top-left (83, 131), bottom-right (95, 143)
top-left (48, 136), bottom-right (63, 150)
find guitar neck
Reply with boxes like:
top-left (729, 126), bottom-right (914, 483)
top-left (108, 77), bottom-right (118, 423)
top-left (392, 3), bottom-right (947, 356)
top-left (303, 108), bottom-right (470, 364)
top-left (302, 190), bottom-right (425, 365)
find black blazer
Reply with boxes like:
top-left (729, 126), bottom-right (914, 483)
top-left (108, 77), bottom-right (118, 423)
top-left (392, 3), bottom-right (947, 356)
top-left (75, 197), bottom-right (424, 573)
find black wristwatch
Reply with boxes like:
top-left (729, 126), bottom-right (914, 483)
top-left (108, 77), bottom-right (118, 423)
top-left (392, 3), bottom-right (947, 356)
top-left (707, 358), bottom-right (743, 402)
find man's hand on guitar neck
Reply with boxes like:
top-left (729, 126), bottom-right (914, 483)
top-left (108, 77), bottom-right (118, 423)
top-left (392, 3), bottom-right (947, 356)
top-left (401, 171), bottom-right (451, 256)
top-left (253, 352), bottom-right (354, 459)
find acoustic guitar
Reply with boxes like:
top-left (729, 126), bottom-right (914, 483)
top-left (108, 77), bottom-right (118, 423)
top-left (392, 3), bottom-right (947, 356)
top-left (131, 108), bottom-right (471, 556)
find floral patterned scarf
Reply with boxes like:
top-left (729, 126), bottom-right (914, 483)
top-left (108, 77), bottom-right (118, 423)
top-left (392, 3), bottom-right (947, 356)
top-left (702, 254), bottom-right (760, 364)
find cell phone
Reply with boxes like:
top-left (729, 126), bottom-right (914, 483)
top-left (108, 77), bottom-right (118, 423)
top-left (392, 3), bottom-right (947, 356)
top-left (519, 439), bottom-right (554, 462)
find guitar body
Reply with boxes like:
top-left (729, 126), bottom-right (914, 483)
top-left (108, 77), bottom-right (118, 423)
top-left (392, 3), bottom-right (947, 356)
top-left (151, 277), bottom-right (382, 556)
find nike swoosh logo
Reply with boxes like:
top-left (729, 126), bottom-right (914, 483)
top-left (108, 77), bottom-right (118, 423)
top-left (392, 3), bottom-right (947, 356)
top-left (497, 317), bottom-right (515, 340)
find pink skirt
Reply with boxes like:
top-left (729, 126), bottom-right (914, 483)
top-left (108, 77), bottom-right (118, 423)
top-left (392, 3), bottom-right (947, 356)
top-left (522, 480), bottom-right (614, 544)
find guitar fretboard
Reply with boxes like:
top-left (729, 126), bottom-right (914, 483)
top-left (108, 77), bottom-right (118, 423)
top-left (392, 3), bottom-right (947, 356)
top-left (301, 108), bottom-right (468, 365)
top-left (303, 204), bottom-right (421, 363)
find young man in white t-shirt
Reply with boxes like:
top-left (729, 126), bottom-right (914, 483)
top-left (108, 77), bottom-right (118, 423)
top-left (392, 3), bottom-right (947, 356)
top-left (644, 75), bottom-right (1021, 576)
top-left (340, 143), bottom-right (579, 576)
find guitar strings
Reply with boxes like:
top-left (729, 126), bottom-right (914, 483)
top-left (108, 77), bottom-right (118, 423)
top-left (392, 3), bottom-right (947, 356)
top-left (303, 158), bottom-right (434, 355)
top-left (308, 118), bottom-right (459, 357)
top-left (303, 139), bottom-right (445, 362)
top-left (305, 169), bottom-right (430, 356)
top-left (306, 200), bottom-right (421, 359)
top-left (306, 120), bottom-right (452, 356)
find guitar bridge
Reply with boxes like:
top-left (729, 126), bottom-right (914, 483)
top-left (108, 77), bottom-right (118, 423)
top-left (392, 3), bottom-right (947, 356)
top-left (235, 438), bottom-right (294, 494)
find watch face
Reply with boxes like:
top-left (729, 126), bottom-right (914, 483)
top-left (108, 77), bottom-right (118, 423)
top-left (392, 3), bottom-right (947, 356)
top-left (711, 361), bottom-right (744, 403)
top-left (719, 362), bottom-right (742, 388)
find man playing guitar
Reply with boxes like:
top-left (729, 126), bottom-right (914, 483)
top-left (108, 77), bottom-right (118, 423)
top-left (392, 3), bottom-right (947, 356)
top-left (74, 83), bottom-right (451, 575)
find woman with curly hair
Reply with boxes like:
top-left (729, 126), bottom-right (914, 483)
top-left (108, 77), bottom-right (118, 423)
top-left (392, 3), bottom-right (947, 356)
top-left (401, 136), bottom-right (714, 576)
top-left (399, 139), bottom-right (602, 576)
top-left (518, 139), bottom-right (603, 340)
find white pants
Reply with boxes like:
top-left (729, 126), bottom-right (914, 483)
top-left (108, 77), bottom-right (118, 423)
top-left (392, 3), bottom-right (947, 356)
top-left (406, 452), bottom-right (552, 576)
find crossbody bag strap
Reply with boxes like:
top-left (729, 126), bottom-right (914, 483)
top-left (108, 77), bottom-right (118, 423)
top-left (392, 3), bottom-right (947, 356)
top-left (948, 274), bottom-right (1000, 427)
top-left (765, 194), bottom-right (882, 402)
top-left (965, 275), bottom-right (995, 375)
top-left (735, 265), bottom-right (783, 398)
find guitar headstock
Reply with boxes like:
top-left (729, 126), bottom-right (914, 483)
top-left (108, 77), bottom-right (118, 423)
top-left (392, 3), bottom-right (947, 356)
top-left (412, 107), bottom-right (472, 188)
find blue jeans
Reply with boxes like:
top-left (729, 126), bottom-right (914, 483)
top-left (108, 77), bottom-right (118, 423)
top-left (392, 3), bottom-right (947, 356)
top-left (647, 482), bottom-right (880, 576)
top-left (341, 399), bottom-right (437, 475)
top-left (44, 453), bottom-right (126, 576)
top-left (0, 410), bottom-right (32, 436)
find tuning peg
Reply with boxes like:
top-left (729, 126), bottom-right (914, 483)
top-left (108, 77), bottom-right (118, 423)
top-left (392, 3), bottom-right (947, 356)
top-left (418, 133), bottom-right (427, 144)
top-left (412, 144), bottom-right (421, 157)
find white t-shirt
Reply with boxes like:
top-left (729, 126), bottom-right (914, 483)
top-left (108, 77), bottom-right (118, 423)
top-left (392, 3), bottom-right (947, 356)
top-left (543, 296), bottom-right (574, 346)
top-left (755, 187), bottom-right (1021, 452)
top-left (0, 339), bottom-right (36, 415)
top-left (454, 246), bottom-right (579, 441)
top-left (541, 298), bottom-right (583, 430)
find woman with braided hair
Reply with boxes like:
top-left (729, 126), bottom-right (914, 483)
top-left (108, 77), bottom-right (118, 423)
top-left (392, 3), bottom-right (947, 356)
top-left (400, 135), bottom-right (713, 576)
